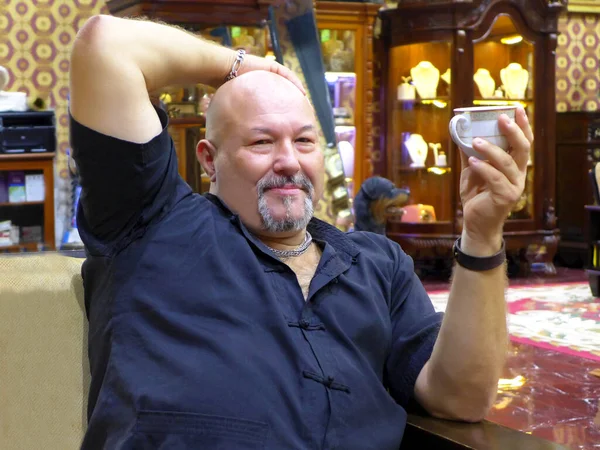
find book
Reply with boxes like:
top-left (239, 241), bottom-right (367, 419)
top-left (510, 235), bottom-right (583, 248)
top-left (0, 220), bottom-right (11, 247)
top-left (25, 173), bottom-right (45, 202)
top-left (7, 171), bottom-right (26, 203)
top-left (0, 172), bottom-right (7, 203)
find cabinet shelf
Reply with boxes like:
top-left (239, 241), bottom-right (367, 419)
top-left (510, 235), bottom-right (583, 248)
top-left (0, 152), bottom-right (55, 251)
top-left (0, 201), bottom-right (44, 207)
top-left (0, 242), bottom-right (43, 252)
top-left (473, 98), bottom-right (533, 106)
top-left (0, 152), bottom-right (55, 161)
top-left (325, 71), bottom-right (356, 79)
top-left (396, 97), bottom-right (450, 108)
top-left (396, 166), bottom-right (451, 174)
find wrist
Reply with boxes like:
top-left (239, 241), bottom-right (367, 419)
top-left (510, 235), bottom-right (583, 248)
top-left (460, 230), bottom-right (503, 257)
top-left (196, 43), bottom-right (237, 88)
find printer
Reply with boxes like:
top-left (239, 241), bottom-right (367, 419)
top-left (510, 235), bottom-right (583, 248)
top-left (0, 110), bottom-right (55, 154)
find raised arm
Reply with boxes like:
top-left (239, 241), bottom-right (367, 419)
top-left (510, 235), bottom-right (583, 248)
top-left (414, 107), bottom-right (533, 422)
top-left (69, 15), bottom-right (304, 143)
top-left (68, 15), bottom-right (304, 251)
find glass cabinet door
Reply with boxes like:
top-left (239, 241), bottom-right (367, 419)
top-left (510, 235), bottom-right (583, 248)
top-left (473, 15), bottom-right (534, 221)
top-left (161, 25), bottom-right (272, 119)
top-left (387, 41), bottom-right (453, 224)
top-left (320, 28), bottom-right (357, 193)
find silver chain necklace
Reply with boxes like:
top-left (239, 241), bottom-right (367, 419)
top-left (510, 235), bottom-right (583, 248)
top-left (266, 231), bottom-right (313, 259)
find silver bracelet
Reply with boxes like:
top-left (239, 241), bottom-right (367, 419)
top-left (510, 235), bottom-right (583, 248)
top-left (225, 49), bottom-right (246, 82)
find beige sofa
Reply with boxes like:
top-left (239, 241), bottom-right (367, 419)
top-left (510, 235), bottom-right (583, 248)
top-left (0, 252), bottom-right (88, 450)
top-left (0, 252), bottom-right (567, 450)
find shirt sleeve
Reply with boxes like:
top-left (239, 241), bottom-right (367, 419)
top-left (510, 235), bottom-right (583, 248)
top-left (384, 244), bottom-right (443, 411)
top-left (70, 106), bottom-right (180, 256)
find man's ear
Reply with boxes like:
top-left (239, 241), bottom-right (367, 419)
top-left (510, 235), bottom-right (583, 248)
top-left (197, 139), bottom-right (218, 182)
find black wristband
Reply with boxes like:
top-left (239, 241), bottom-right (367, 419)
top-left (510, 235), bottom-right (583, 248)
top-left (452, 238), bottom-right (506, 271)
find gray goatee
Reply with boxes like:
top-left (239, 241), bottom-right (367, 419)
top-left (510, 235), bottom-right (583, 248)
top-left (257, 173), bottom-right (314, 233)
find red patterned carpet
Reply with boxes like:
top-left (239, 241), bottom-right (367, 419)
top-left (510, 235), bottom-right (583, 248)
top-left (427, 282), bottom-right (600, 362)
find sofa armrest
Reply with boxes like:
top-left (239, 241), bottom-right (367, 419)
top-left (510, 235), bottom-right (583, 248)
top-left (400, 413), bottom-right (568, 450)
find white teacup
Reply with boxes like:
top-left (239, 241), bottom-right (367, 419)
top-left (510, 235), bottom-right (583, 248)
top-left (448, 106), bottom-right (517, 159)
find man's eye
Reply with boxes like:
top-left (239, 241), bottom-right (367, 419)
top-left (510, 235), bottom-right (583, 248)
top-left (296, 138), bottom-right (313, 143)
top-left (252, 140), bottom-right (271, 146)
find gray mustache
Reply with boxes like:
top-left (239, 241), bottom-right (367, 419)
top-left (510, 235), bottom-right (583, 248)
top-left (257, 174), bottom-right (314, 197)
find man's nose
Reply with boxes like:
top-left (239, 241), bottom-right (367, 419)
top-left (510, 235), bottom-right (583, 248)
top-left (273, 140), bottom-right (301, 176)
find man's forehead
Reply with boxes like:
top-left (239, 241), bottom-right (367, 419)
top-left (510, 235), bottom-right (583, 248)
top-left (247, 123), bottom-right (318, 135)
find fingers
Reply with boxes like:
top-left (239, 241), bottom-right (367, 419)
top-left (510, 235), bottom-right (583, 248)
top-left (237, 53), bottom-right (306, 95)
top-left (467, 157), bottom-right (523, 206)
top-left (470, 108), bottom-right (531, 185)
top-left (472, 137), bottom-right (524, 188)
top-left (499, 108), bottom-right (531, 171)
top-left (515, 106), bottom-right (534, 143)
top-left (268, 61), bottom-right (306, 95)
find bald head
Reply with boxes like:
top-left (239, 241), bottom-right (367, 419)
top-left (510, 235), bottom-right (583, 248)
top-left (196, 70), bottom-right (324, 237)
top-left (205, 71), bottom-right (313, 145)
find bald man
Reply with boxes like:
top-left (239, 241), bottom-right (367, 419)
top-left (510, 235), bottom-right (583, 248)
top-left (70, 15), bottom-right (532, 450)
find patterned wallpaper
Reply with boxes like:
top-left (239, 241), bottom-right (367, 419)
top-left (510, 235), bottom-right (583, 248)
top-left (556, 13), bottom-right (600, 112)
top-left (0, 0), bottom-right (109, 243)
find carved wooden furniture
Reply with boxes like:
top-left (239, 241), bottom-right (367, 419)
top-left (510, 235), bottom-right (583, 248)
top-left (106, 0), bottom-right (275, 27)
top-left (0, 153), bottom-right (55, 252)
top-left (168, 116), bottom-right (208, 193)
top-left (555, 112), bottom-right (600, 267)
top-left (373, 0), bottom-right (564, 275)
top-left (315, 1), bottom-right (380, 195)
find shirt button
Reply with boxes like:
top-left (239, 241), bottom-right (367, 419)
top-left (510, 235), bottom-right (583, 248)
top-left (299, 319), bottom-right (310, 329)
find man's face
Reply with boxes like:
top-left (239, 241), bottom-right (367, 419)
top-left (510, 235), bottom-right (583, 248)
top-left (198, 72), bottom-right (324, 236)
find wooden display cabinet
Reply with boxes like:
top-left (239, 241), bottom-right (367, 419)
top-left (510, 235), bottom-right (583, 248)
top-left (555, 112), bottom-right (600, 268)
top-left (373, 0), bottom-right (563, 275)
top-left (316, 1), bottom-right (381, 195)
top-left (0, 153), bottom-right (55, 252)
top-left (106, 0), bottom-right (274, 28)
top-left (168, 116), bottom-right (209, 194)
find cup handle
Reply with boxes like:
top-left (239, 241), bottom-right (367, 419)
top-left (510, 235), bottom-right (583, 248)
top-left (449, 114), bottom-right (473, 151)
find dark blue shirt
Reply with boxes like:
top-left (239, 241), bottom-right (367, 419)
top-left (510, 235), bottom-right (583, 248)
top-left (71, 107), bottom-right (443, 450)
